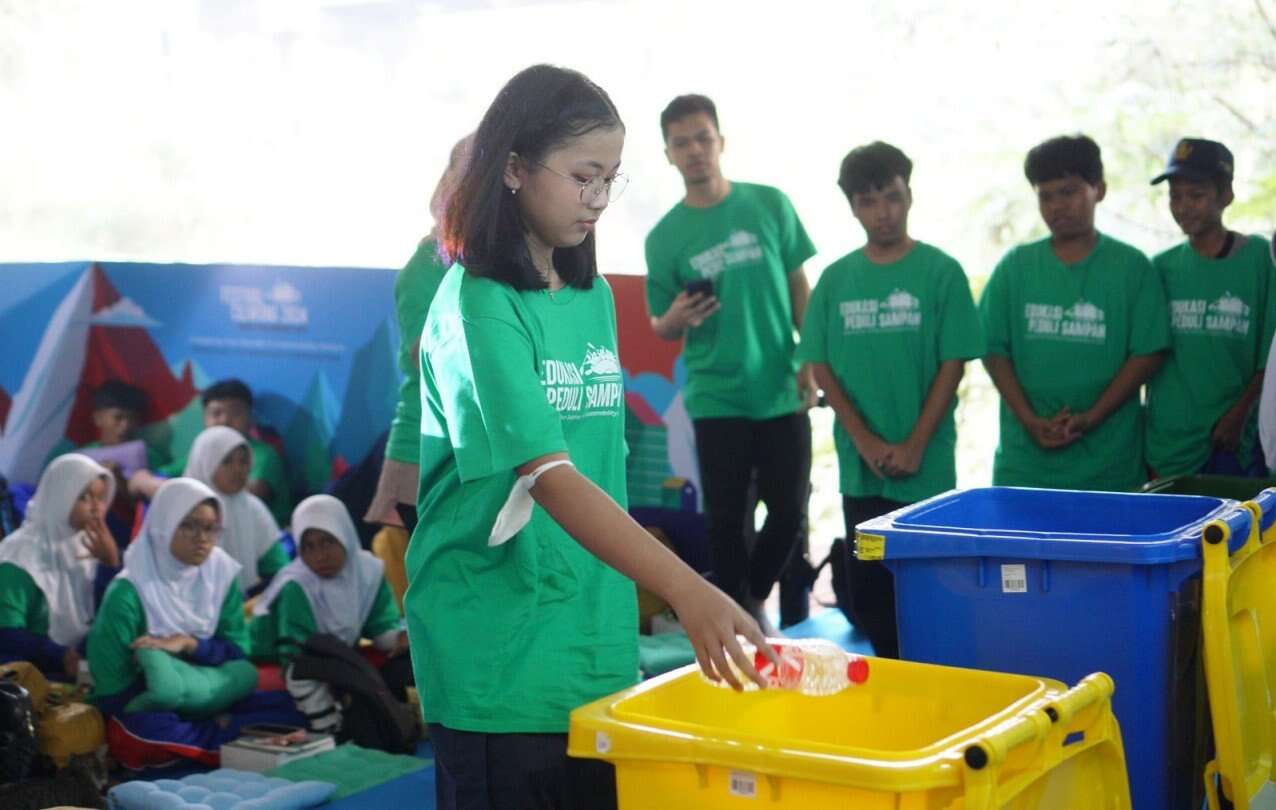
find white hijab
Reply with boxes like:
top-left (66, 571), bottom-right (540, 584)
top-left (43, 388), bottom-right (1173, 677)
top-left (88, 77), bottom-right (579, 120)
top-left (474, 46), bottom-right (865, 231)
top-left (120, 478), bottom-right (241, 639)
top-left (254, 495), bottom-right (384, 645)
top-left (183, 426), bottom-right (281, 591)
top-left (0, 453), bottom-right (115, 646)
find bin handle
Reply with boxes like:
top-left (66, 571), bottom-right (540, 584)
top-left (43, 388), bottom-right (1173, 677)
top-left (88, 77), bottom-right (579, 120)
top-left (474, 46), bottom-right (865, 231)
top-left (962, 673), bottom-right (1115, 807)
top-left (1202, 505), bottom-right (1254, 553)
top-left (1251, 488), bottom-right (1276, 534)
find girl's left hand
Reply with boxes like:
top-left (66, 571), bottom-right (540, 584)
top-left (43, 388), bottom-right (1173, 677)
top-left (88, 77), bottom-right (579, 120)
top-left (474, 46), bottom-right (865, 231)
top-left (131, 634), bottom-right (197, 655)
top-left (80, 517), bottom-right (120, 568)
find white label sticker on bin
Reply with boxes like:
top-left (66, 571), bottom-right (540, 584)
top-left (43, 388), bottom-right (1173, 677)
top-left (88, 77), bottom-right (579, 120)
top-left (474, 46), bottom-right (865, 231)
top-left (595, 731), bottom-right (611, 754)
top-left (728, 770), bottom-right (757, 799)
top-left (1001, 564), bottom-right (1027, 593)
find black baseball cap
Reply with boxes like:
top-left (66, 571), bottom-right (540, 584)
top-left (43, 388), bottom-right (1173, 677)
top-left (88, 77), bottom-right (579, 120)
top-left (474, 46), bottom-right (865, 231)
top-left (1151, 138), bottom-right (1234, 185)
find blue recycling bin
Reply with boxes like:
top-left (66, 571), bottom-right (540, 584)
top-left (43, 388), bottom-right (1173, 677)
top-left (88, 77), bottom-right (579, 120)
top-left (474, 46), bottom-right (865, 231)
top-left (856, 486), bottom-right (1239, 810)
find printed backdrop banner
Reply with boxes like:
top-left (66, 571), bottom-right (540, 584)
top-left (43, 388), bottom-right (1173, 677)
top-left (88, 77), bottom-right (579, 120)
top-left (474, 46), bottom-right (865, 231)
top-left (0, 265), bottom-right (703, 527)
top-left (0, 261), bottom-right (401, 494)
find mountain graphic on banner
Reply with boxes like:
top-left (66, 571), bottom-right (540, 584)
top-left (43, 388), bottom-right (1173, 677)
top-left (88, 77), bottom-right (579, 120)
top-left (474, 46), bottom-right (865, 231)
top-left (0, 263), bottom-right (197, 484)
top-left (333, 319), bottom-right (399, 464)
top-left (287, 369), bottom-right (343, 494)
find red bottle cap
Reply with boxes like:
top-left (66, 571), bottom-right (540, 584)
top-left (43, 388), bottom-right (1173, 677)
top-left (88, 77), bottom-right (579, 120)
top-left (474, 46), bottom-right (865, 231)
top-left (846, 656), bottom-right (870, 685)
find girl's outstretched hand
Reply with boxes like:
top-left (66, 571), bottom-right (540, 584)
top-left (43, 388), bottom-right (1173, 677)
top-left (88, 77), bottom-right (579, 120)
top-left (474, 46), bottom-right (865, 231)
top-left (666, 574), bottom-right (779, 691)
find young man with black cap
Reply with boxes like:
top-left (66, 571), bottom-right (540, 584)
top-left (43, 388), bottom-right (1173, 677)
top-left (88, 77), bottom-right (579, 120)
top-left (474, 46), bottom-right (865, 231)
top-left (797, 142), bottom-right (984, 657)
top-left (1145, 137), bottom-right (1276, 478)
top-left (645, 94), bottom-right (816, 636)
top-left (980, 134), bottom-right (1170, 491)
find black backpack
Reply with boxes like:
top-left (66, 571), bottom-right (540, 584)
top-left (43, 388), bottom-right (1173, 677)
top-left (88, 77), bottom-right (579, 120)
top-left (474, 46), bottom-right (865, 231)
top-left (291, 634), bottom-right (420, 754)
top-left (0, 678), bottom-right (36, 785)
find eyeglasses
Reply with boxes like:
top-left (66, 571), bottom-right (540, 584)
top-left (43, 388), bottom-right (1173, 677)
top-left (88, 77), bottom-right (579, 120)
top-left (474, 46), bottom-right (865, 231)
top-left (176, 520), bottom-right (224, 540)
top-left (532, 160), bottom-right (629, 204)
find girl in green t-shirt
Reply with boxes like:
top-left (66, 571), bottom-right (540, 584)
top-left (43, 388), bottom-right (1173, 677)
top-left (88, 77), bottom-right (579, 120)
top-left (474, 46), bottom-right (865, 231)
top-left (0, 453), bottom-right (118, 680)
top-left (367, 134), bottom-right (472, 530)
top-left (411, 64), bottom-right (775, 809)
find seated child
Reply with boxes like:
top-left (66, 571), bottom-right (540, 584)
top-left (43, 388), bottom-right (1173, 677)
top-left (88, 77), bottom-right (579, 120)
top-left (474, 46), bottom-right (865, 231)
top-left (147, 379), bottom-right (291, 525)
top-left (82, 380), bottom-right (164, 469)
top-left (183, 426), bottom-right (289, 595)
top-left (86, 478), bottom-right (301, 769)
top-left (252, 495), bottom-right (410, 730)
top-left (82, 380), bottom-right (164, 544)
top-left (0, 454), bottom-right (119, 679)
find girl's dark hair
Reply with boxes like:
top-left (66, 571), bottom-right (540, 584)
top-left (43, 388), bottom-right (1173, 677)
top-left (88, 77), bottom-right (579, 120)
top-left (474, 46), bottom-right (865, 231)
top-left (441, 64), bottom-right (623, 291)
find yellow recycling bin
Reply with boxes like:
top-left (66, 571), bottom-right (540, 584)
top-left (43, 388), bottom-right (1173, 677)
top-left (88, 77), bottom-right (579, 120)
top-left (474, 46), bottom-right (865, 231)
top-left (569, 656), bottom-right (1130, 808)
top-left (1200, 489), bottom-right (1276, 809)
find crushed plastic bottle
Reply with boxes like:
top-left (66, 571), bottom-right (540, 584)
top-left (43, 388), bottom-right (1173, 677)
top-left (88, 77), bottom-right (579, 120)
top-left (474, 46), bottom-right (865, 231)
top-left (704, 637), bottom-right (870, 696)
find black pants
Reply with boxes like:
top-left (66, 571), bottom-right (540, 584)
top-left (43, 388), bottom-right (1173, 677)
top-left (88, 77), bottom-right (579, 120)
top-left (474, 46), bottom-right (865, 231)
top-left (693, 412), bottom-right (812, 603)
top-left (430, 724), bottom-right (617, 810)
top-left (842, 496), bottom-right (908, 659)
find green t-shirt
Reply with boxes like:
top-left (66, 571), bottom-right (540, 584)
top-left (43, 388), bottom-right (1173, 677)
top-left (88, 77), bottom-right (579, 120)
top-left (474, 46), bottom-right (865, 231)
top-left (86, 577), bottom-right (249, 702)
top-left (257, 542), bottom-right (290, 583)
top-left (161, 438), bottom-right (290, 526)
top-left (797, 243), bottom-right (985, 501)
top-left (1146, 236), bottom-right (1276, 476)
top-left (980, 234), bottom-right (1171, 491)
top-left (250, 578), bottom-right (400, 664)
top-left (645, 182), bottom-right (817, 420)
top-left (407, 265), bottom-right (637, 734)
top-left (0, 563), bottom-right (51, 636)
top-left (386, 238), bottom-right (449, 465)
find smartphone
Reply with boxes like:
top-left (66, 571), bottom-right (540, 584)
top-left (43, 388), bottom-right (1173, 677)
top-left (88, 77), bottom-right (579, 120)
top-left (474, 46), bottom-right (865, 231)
top-left (241, 723), bottom-right (304, 737)
top-left (685, 279), bottom-right (714, 297)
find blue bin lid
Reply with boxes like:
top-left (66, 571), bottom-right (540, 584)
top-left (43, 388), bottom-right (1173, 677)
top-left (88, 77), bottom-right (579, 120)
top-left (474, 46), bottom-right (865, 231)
top-left (857, 486), bottom-right (1238, 564)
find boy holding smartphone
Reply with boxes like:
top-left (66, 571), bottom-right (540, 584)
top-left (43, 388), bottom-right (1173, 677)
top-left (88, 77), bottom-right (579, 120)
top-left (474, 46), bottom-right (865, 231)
top-left (645, 94), bottom-right (816, 634)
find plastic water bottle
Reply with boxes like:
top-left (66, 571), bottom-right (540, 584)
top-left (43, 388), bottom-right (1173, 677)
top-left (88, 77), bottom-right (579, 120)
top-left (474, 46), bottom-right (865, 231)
top-left (704, 637), bottom-right (869, 696)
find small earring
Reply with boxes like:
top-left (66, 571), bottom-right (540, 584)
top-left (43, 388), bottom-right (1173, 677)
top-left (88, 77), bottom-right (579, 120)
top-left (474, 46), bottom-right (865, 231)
top-left (510, 187), bottom-right (518, 196)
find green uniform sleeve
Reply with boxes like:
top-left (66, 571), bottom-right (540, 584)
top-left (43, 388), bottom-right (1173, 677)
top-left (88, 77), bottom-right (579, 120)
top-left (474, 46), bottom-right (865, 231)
top-left (387, 243), bottom-right (446, 464)
top-left (644, 233), bottom-right (679, 319)
top-left (216, 580), bottom-right (250, 657)
top-left (249, 440), bottom-right (292, 526)
top-left (429, 308), bottom-right (567, 482)
top-left (795, 272), bottom-right (832, 364)
top-left (144, 443), bottom-right (166, 470)
top-left (386, 368), bottom-right (423, 465)
top-left (156, 455), bottom-right (185, 477)
top-left (775, 191), bottom-right (817, 273)
top-left (0, 563), bottom-right (39, 631)
top-left (939, 261), bottom-right (987, 361)
top-left (1128, 255), bottom-right (1171, 356)
top-left (256, 542), bottom-right (291, 582)
top-left (980, 253), bottom-right (1014, 357)
top-left (87, 579), bottom-right (148, 701)
top-left (361, 580), bottom-right (401, 639)
top-left (251, 581), bottom-right (317, 663)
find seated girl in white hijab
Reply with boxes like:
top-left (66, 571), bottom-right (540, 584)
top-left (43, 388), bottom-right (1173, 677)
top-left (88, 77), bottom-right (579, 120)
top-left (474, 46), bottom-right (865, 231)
top-left (86, 478), bottom-right (301, 769)
top-left (252, 494), bottom-right (405, 663)
top-left (252, 495), bottom-right (411, 731)
top-left (184, 426), bottom-right (289, 595)
top-left (0, 453), bottom-right (120, 680)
